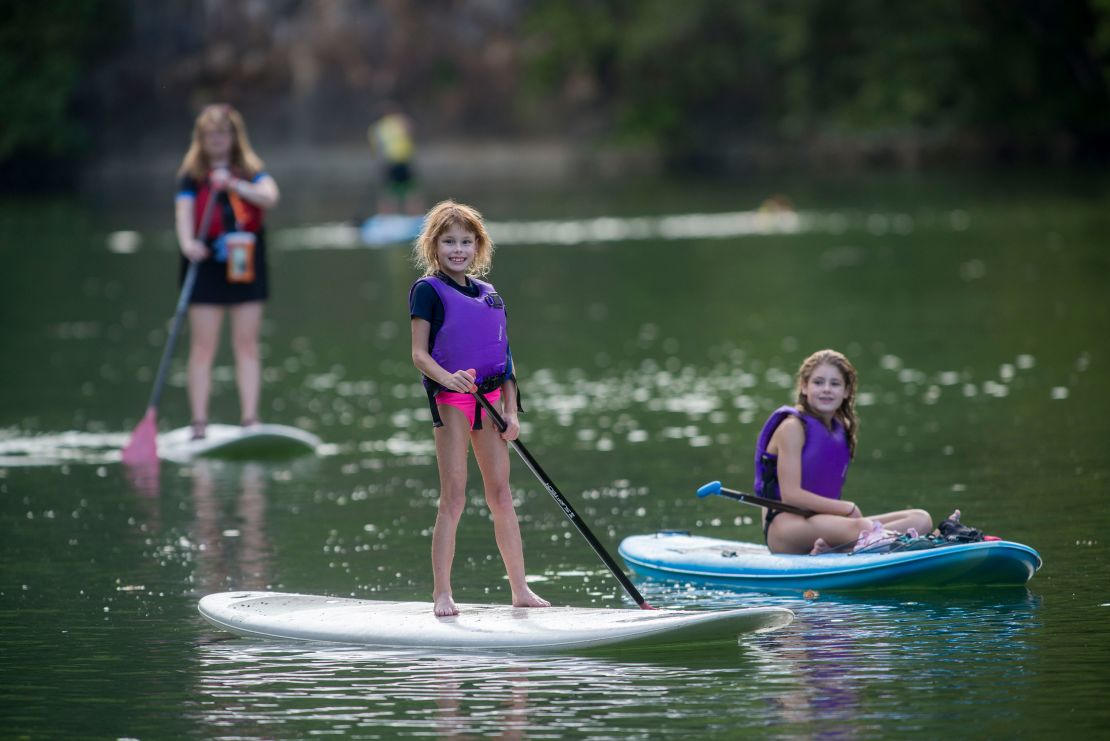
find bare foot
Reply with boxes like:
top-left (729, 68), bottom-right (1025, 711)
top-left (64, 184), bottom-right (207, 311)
top-left (947, 508), bottom-right (962, 522)
top-left (512, 588), bottom-right (551, 608)
top-left (810, 538), bottom-right (834, 555)
top-left (433, 593), bottom-right (459, 617)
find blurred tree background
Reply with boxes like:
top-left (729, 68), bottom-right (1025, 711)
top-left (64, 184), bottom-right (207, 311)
top-left (0, 0), bottom-right (127, 189)
top-left (526, 0), bottom-right (1110, 168)
top-left (1, 0), bottom-right (1108, 191)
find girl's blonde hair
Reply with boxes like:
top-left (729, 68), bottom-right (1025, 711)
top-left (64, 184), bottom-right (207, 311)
top-left (412, 200), bottom-right (494, 277)
top-left (795, 349), bottom-right (859, 458)
top-left (177, 104), bottom-right (264, 181)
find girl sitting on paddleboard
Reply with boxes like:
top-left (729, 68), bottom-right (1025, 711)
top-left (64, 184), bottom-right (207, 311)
top-left (755, 349), bottom-right (933, 554)
top-left (409, 200), bottom-right (550, 616)
top-left (176, 104), bottom-right (280, 439)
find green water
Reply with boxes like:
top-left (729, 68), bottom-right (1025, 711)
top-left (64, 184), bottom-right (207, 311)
top-left (2, 173), bottom-right (1109, 738)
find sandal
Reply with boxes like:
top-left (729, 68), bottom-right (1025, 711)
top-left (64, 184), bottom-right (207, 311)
top-left (936, 509), bottom-right (986, 543)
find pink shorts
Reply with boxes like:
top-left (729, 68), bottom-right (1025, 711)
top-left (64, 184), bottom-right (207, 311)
top-left (435, 388), bottom-right (501, 428)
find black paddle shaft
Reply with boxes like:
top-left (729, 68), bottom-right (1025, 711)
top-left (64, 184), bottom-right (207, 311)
top-left (145, 196), bottom-right (218, 411)
top-left (471, 391), bottom-right (652, 609)
top-left (717, 486), bottom-right (817, 518)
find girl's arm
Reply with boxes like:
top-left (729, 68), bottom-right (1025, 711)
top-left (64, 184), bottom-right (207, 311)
top-left (229, 173), bottom-right (280, 209)
top-left (175, 196), bottom-right (208, 262)
top-left (410, 317), bottom-right (476, 393)
top-left (773, 417), bottom-right (860, 517)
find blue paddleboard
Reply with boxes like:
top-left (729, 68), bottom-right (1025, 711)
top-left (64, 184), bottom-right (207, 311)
top-left (618, 532), bottom-right (1042, 592)
top-left (360, 214), bottom-right (423, 246)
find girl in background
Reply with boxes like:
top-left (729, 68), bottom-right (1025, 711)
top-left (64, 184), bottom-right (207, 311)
top-left (176, 104), bottom-right (279, 439)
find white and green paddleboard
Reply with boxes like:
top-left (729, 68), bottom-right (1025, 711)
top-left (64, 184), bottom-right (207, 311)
top-left (159, 424), bottom-right (320, 462)
top-left (198, 591), bottom-right (794, 652)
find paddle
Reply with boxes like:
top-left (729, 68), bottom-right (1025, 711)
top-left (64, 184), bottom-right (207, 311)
top-left (696, 481), bottom-right (816, 517)
top-left (121, 193), bottom-right (218, 465)
top-left (698, 481), bottom-right (867, 554)
top-left (468, 383), bottom-right (654, 610)
top-left (698, 481), bottom-right (924, 555)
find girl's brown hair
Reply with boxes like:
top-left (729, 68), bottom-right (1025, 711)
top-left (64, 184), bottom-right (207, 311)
top-left (795, 349), bottom-right (859, 458)
top-left (177, 104), bottom-right (264, 181)
top-left (412, 200), bottom-right (494, 277)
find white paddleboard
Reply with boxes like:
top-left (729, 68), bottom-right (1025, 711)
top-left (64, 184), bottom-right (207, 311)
top-left (198, 591), bottom-right (794, 652)
top-left (159, 424), bottom-right (321, 462)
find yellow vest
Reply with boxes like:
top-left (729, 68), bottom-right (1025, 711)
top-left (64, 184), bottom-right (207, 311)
top-left (371, 114), bottom-right (414, 162)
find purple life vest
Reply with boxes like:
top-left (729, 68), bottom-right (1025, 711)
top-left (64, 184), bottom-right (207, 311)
top-left (754, 405), bottom-right (850, 502)
top-left (410, 274), bottom-right (509, 390)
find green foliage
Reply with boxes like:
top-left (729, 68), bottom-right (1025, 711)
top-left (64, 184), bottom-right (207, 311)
top-left (524, 0), bottom-right (1110, 158)
top-left (0, 0), bottom-right (126, 182)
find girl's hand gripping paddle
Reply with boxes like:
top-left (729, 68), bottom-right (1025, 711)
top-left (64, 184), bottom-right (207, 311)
top-left (697, 481), bottom-right (817, 517)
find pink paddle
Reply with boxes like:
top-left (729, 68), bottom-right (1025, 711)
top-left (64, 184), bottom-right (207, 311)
top-left (121, 194), bottom-right (217, 465)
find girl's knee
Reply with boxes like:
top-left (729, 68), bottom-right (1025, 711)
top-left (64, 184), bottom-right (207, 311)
top-left (189, 347), bottom-right (217, 366)
top-left (437, 489), bottom-right (466, 520)
top-left (484, 486), bottom-right (514, 514)
top-left (437, 500), bottom-right (465, 523)
top-left (232, 335), bottom-right (259, 359)
top-left (913, 509), bottom-right (933, 532)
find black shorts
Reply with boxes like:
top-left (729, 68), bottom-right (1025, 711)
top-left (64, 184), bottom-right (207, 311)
top-left (386, 162), bottom-right (412, 192)
top-left (763, 508), bottom-right (782, 543)
top-left (180, 231), bottom-right (269, 305)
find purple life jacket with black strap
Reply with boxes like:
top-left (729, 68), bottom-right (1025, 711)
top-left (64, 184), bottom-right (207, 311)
top-left (409, 274), bottom-right (512, 429)
top-left (754, 405), bottom-right (850, 502)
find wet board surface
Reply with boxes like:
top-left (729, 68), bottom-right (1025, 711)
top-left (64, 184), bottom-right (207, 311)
top-left (198, 591), bottom-right (795, 652)
top-left (159, 424), bottom-right (321, 462)
top-left (619, 532), bottom-right (1042, 591)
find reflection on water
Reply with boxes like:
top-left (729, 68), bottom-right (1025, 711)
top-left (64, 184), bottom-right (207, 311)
top-left (0, 429), bottom-right (127, 466)
top-left (763, 592), bottom-right (1039, 735)
top-left (190, 585), bottom-right (1040, 739)
top-left (187, 460), bottom-right (273, 595)
top-left (651, 582), bottom-right (1040, 735)
top-left (193, 642), bottom-right (777, 738)
top-left (119, 458), bottom-right (284, 597)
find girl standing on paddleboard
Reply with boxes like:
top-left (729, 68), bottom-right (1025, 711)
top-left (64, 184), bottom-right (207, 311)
top-left (755, 349), bottom-right (933, 554)
top-left (175, 104), bottom-right (280, 439)
top-left (409, 200), bottom-right (549, 617)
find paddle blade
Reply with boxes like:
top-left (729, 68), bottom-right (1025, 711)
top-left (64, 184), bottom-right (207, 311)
top-left (121, 407), bottom-right (159, 465)
top-left (696, 481), bottom-right (722, 498)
